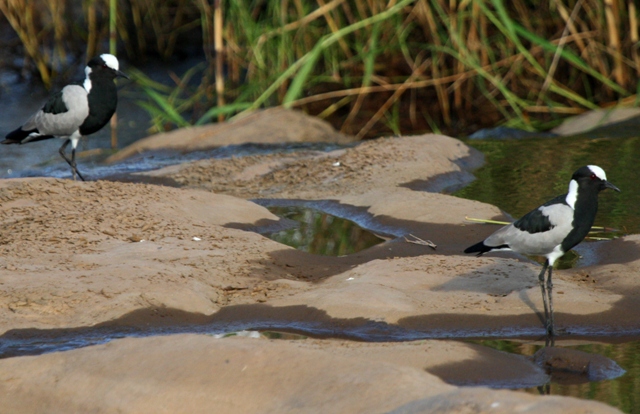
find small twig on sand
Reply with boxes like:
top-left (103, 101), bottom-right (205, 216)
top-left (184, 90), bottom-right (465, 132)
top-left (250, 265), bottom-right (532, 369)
top-left (404, 234), bottom-right (437, 250)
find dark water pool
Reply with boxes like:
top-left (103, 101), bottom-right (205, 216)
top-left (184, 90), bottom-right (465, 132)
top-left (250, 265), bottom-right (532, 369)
top-left (263, 205), bottom-right (385, 256)
top-left (473, 338), bottom-right (640, 413)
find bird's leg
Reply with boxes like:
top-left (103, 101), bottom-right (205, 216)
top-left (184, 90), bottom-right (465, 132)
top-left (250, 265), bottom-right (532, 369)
top-left (547, 265), bottom-right (555, 337)
top-left (544, 334), bottom-right (555, 348)
top-left (58, 139), bottom-right (73, 178)
top-left (537, 260), bottom-right (550, 332)
top-left (536, 382), bottom-right (551, 395)
top-left (71, 146), bottom-right (85, 181)
top-left (58, 139), bottom-right (85, 181)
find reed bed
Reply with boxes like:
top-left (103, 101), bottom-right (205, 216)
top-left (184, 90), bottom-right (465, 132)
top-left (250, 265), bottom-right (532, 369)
top-left (0, 0), bottom-right (638, 137)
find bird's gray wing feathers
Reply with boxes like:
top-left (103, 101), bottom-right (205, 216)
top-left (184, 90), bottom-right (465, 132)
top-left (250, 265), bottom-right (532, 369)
top-left (512, 194), bottom-right (568, 234)
top-left (513, 207), bottom-right (553, 234)
top-left (22, 85), bottom-right (89, 140)
top-left (42, 90), bottom-right (69, 114)
top-left (485, 203), bottom-right (574, 256)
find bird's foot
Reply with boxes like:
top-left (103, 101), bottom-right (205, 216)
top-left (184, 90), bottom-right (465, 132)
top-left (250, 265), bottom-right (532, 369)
top-left (72, 166), bottom-right (86, 182)
top-left (544, 322), bottom-right (556, 338)
top-left (544, 324), bottom-right (569, 339)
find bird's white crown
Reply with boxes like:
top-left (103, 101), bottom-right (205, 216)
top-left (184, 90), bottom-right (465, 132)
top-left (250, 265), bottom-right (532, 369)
top-left (100, 54), bottom-right (120, 71)
top-left (588, 165), bottom-right (607, 181)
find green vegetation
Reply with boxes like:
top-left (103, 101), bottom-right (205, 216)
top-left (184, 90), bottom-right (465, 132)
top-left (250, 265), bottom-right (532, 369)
top-left (1, 0), bottom-right (639, 137)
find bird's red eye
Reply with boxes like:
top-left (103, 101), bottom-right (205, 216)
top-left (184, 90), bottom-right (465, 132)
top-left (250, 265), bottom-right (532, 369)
top-left (590, 173), bottom-right (597, 180)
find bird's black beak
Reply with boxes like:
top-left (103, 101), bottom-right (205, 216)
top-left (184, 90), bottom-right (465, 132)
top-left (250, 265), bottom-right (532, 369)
top-left (116, 70), bottom-right (129, 80)
top-left (605, 181), bottom-right (621, 192)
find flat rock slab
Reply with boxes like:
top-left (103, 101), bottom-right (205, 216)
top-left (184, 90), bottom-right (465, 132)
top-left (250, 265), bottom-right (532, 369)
top-left (533, 346), bottom-right (625, 382)
top-left (138, 133), bottom-right (482, 200)
top-left (552, 107), bottom-right (640, 136)
top-left (106, 107), bottom-right (355, 163)
top-left (0, 334), bottom-right (621, 414)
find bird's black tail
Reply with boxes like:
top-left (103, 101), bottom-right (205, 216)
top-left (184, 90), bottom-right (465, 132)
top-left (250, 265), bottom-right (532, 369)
top-left (2, 127), bottom-right (50, 145)
top-left (464, 241), bottom-right (492, 256)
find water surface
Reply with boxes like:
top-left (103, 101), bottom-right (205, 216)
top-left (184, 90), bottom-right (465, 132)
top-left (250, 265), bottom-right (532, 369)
top-left (264, 205), bottom-right (385, 256)
top-left (474, 338), bottom-right (640, 413)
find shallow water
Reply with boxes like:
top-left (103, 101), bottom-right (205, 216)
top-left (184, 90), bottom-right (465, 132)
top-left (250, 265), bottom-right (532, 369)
top-left (1, 138), bottom-right (353, 181)
top-left (263, 205), bottom-right (385, 256)
top-left (474, 339), bottom-right (640, 413)
top-left (3, 320), bottom-right (639, 411)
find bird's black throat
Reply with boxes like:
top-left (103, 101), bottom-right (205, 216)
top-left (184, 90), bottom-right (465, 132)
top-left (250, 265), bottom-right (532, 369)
top-left (79, 76), bottom-right (118, 136)
top-left (561, 186), bottom-right (599, 252)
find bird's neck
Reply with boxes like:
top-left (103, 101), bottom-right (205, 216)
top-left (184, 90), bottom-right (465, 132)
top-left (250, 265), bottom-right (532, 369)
top-left (83, 66), bottom-right (94, 92)
top-left (574, 185), bottom-right (599, 225)
top-left (565, 179), bottom-right (578, 208)
top-left (78, 75), bottom-right (118, 136)
top-left (83, 71), bottom-right (116, 93)
top-left (561, 185), bottom-right (599, 252)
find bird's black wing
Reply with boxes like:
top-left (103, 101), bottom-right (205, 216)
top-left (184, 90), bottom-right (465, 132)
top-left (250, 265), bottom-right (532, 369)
top-left (513, 194), bottom-right (567, 234)
top-left (42, 90), bottom-right (69, 114)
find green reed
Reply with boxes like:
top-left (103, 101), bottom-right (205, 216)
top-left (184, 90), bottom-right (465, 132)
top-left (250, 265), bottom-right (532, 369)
top-left (1, 0), bottom-right (638, 137)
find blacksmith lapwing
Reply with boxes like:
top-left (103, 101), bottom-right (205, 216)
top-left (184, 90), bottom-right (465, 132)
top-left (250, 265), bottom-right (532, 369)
top-left (464, 165), bottom-right (620, 337)
top-left (2, 54), bottom-right (128, 181)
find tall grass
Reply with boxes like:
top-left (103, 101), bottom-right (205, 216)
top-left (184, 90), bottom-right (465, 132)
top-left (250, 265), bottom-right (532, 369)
top-left (1, 0), bottom-right (639, 137)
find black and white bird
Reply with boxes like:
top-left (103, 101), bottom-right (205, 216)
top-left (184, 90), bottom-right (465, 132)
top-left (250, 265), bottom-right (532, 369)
top-left (2, 54), bottom-right (128, 181)
top-left (464, 165), bottom-right (620, 337)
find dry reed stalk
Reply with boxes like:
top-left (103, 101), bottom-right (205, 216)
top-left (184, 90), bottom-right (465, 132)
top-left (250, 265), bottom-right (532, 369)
top-left (195, 0), bottom-right (216, 108)
top-left (602, 94), bottom-right (639, 107)
top-left (214, 0), bottom-right (225, 122)
top-left (554, 0), bottom-right (587, 53)
top-left (355, 59), bottom-right (430, 140)
top-left (224, 24), bottom-right (242, 84)
top-left (450, 0), bottom-right (464, 112)
top-left (85, 0), bottom-right (98, 59)
top-left (339, 0), bottom-right (355, 24)
top-left (256, 0), bottom-right (346, 46)
top-left (539, 0), bottom-right (584, 104)
top-left (628, 0), bottom-right (640, 76)
top-left (130, 2), bottom-right (147, 55)
top-left (479, 8), bottom-right (489, 68)
top-left (47, 0), bottom-right (67, 68)
top-left (0, 0), bottom-right (52, 86)
top-left (341, 81), bottom-right (367, 133)
top-left (604, 0), bottom-right (625, 86)
top-left (317, 0), bottom-right (352, 59)
top-left (417, 1), bottom-right (451, 126)
top-left (277, 0), bottom-right (289, 102)
top-left (465, 2), bottom-right (482, 112)
top-left (524, 106), bottom-right (586, 114)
